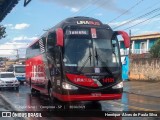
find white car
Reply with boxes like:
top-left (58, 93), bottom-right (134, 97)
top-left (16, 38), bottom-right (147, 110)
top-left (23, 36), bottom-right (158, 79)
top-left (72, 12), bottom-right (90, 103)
top-left (0, 72), bottom-right (20, 90)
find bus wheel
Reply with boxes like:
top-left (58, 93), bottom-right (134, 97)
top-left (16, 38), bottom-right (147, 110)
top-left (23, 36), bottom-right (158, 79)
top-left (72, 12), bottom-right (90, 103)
top-left (31, 87), bottom-right (39, 94)
top-left (31, 87), bottom-right (39, 96)
top-left (30, 80), bottom-right (38, 95)
top-left (49, 87), bottom-right (57, 105)
top-left (31, 88), bottom-right (36, 93)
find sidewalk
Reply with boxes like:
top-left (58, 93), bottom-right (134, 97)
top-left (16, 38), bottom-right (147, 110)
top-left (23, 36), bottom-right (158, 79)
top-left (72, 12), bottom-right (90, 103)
top-left (123, 80), bottom-right (160, 98)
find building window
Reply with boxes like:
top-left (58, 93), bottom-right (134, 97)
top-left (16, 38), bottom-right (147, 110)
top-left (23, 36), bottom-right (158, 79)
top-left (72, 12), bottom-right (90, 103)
top-left (140, 42), bottom-right (147, 53)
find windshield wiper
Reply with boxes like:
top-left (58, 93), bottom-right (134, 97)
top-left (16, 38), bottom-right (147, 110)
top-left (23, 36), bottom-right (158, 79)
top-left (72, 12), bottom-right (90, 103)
top-left (78, 47), bottom-right (92, 72)
top-left (95, 47), bottom-right (99, 65)
top-left (94, 47), bottom-right (114, 77)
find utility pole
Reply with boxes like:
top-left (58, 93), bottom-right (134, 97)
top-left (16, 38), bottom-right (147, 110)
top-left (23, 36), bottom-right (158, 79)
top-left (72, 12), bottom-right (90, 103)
top-left (129, 30), bottom-right (132, 57)
top-left (16, 49), bottom-right (19, 62)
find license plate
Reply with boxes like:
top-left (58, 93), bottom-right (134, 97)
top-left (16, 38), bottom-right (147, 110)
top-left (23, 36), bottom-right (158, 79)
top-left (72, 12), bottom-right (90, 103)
top-left (91, 93), bottom-right (101, 96)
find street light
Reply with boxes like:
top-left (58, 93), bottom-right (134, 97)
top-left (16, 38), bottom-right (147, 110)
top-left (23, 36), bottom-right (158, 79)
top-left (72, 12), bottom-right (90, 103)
top-left (24, 0), bottom-right (32, 7)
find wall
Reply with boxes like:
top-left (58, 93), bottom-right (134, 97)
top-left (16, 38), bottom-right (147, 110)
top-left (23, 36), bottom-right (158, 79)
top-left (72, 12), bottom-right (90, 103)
top-left (129, 58), bottom-right (160, 81)
top-left (149, 39), bottom-right (156, 48)
top-left (134, 40), bottom-right (141, 49)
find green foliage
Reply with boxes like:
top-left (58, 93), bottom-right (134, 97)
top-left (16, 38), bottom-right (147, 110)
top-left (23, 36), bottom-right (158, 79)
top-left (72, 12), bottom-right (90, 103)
top-left (150, 39), bottom-right (160, 58)
top-left (0, 25), bottom-right (6, 39)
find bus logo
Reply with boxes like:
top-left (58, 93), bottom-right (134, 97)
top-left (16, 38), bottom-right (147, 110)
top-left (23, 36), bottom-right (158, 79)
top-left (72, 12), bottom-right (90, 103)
top-left (77, 21), bottom-right (100, 25)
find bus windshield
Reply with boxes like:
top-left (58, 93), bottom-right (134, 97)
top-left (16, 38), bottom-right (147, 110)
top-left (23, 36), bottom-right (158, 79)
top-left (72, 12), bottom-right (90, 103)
top-left (63, 27), bottom-right (120, 74)
top-left (15, 66), bottom-right (25, 73)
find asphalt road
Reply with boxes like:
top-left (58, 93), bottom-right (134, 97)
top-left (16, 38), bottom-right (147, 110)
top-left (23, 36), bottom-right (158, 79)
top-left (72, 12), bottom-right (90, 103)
top-left (0, 83), bottom-right (160, 120)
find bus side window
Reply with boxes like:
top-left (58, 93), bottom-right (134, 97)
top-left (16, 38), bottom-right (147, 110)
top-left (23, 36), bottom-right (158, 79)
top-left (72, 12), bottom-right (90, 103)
top-left (47, 32), bottom-right (57, 60)
top-left (46, 32), bottom-right (61, 75)
top-left (111, 38), bottom-right (119, 64)
top-left (47, 32), bottom-right (60, 66)
top-left (31, 41), bottom-right (40, 56)
top-left (41, 33), bottom-right (53, 52)
top-left (55, 47), bottom-right (60, 65)
top-left (111, 38), bottom-right (118, 54)
top-left (47, 32), bottom-right (56, 51)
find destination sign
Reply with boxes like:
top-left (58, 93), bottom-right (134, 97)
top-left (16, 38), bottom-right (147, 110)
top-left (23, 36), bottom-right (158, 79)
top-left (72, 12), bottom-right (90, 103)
top-left (66, 30), bottom-right (89, 35)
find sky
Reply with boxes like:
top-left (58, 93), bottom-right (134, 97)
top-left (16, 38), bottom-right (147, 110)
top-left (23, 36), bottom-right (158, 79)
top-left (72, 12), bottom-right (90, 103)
top-left (1, 0), bottom-right (160, 58)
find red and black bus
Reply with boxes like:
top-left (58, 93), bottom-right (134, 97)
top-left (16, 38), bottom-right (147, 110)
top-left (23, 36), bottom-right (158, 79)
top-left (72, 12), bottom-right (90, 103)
top-left (26, 16), bottom-right (130, 102)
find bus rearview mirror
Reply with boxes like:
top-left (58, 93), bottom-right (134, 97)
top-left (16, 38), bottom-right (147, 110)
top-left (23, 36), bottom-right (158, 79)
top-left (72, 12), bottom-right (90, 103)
top-left (113, 31), bottom-right (130, 48)
top-left (56, 28), bottom-right (64, 47)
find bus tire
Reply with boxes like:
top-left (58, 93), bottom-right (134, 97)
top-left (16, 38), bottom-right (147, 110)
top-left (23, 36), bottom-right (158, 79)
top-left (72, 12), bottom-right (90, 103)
top-left (30, 80), bottom-right (39, 95)
top-left (31, 87), bottom-right (40, 96)
top-left (49, 87), bottom-right (54, 102)
top-left (31, 88), bottom-right (36, 93)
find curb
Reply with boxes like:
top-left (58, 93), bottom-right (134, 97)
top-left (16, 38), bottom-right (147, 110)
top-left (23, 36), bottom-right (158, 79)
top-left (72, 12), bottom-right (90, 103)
top-left (123, 91), bottom-right (160, 98)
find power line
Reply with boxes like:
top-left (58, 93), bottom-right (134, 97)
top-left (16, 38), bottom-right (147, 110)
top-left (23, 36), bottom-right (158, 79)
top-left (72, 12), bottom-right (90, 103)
top-left (124, 12), bottom-right (160, 30)
top-left (127, 0), bottom-right (160, 35)
top-left (113, 6), bottom-right (160, 29)
top-left (131, 0), bottom-right (160, 18)
top-left (108, 0), bottom-right (145, 24)
top-left (131, 17), bottom-right (153, 35)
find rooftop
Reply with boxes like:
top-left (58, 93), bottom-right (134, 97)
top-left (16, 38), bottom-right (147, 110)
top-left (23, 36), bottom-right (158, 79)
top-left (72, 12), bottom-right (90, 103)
top-left (131, 32), bottom-right (160, 40)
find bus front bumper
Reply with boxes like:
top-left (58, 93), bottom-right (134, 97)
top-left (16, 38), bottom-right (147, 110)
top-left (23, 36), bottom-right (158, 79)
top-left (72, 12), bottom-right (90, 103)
top-left (53, 92), bottom-right (122, 102)
top-left (16, 77), bottom-right (25, 81)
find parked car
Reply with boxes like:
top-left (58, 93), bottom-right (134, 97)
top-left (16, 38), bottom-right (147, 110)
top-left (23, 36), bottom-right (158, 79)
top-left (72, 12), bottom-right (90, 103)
top-left (0, 72), bottom-right (19, 90)
top-left (7, 64), bottom-right (26, 84)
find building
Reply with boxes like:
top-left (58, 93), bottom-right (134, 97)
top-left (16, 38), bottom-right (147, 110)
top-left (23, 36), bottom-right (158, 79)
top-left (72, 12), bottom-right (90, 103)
top-left (119, 32), bottom-right (160, 80)
top-left (120, 32), bottom-right (160, 55)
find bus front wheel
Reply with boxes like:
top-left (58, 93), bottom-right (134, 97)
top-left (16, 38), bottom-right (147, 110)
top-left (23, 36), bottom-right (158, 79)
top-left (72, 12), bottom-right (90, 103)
top-left (30, 80), bottom-right (39, 95)
top-left (49, 87), bottom-right (53, 101)
top-left (48, 87), bottom-right (58, 104)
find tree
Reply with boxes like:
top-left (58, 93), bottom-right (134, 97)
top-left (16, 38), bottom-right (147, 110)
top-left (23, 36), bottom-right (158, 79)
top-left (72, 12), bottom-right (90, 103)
top-left (0, 25), bottom-right (6, 39)
top-left (150, 39), bottom-right (160, 58)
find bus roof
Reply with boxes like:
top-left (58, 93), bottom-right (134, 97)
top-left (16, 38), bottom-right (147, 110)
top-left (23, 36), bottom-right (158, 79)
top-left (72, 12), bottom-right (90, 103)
top-left (27, 16), bottom-right (112, 48)
top-left (41, 16), bottom-right (111, 38)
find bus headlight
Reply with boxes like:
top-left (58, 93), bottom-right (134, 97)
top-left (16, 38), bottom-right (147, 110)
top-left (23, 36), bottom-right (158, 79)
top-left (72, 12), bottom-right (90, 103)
top-left (62, 82), bottom-right (78, 90)
top-left (112, 82), bottom-right (123, 89)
